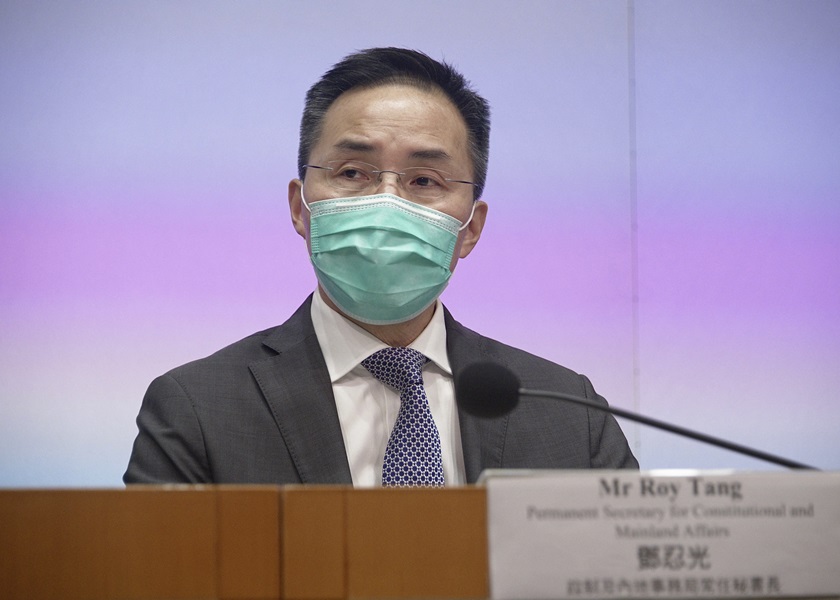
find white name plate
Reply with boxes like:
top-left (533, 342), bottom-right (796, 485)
top-left (485, 470), bottom-right (840, 599)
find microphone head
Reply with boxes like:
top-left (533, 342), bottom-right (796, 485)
top-left (455, 362), bottom-right (520, 419)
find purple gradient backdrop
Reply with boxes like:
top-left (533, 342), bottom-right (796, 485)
top-left (2, 1), bottom-right (838, 486)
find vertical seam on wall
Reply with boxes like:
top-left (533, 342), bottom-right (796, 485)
top-left (627, 0), bottom-right (642, 456)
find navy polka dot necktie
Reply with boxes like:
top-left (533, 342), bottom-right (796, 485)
top-left (361, 347), bottom-right (445, 487)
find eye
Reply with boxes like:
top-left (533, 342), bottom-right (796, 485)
top-left (335, 166), bottom-right (370, 181)
top-left (408, 169), bottom-right (447, 188)
top-left (414, 176), bottom-right (439, 187)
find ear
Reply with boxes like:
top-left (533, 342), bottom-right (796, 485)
top-left (288, 179), bottom-right (308, 239)
top-left (458, 200), bottom-right (488, 259)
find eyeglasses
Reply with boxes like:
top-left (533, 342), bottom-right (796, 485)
top-left (303, 160), bottom-right (476, 202)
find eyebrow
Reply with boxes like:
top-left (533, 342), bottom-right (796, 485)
top-left (334, 140), bottom-right (375, 153)
top-left (332, 140), bottom-right (454, 164)
top-left (409, 148), bottom-right (453, 163)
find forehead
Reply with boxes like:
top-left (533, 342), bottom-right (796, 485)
top-left (311, 83), bottom-right (471, 172)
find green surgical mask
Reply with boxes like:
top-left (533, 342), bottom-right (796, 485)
top-left (302, 192), bottom-right (475, 325)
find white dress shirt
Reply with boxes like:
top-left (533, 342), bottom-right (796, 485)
top-left (310, 289), bottom-right (467, 487)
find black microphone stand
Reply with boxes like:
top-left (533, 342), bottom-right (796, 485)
top-left (520, 388), bottom-right (818, 471)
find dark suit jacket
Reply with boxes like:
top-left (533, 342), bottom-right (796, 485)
top-left (124, 297), bottom-right (637, 484)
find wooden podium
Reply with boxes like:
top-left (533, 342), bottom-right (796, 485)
top-left (0, 486), bottom-right (488, 599)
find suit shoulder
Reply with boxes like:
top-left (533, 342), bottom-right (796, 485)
top-left (161, 325), bottom-right (280, 379)
top-left (445, 312), bottom-right (589, 396)
top-left (164, 297), bottom-right (316, 379)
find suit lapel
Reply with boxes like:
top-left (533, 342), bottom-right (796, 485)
top-left (444, 308), bottom-right (510, 483)
top-left (247, 299), bottom-right (506, 485)
top-left (250, 298), bottom-right (353, 484)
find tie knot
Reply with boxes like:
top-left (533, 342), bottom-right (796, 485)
top-left (361, 347), bottom-right (427, 392)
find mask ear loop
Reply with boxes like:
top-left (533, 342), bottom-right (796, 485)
top-left (299, 183), bottom-right (312, 213)
top-left (457, 201), bottom-right (478, 232)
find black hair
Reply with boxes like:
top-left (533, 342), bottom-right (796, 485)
top-left (298, 47), bottom-right (490, 200)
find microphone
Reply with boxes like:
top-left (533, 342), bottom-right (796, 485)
top-left (455, 362), bottom-right (817, 471)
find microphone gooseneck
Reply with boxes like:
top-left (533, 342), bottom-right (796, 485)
top-left (455, 361), bottom-right (818, 471)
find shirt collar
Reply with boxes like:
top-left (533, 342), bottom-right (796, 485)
top-left (310, 289), bottom-right (452, 383)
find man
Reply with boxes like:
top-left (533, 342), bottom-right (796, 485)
top-left (124, 47), bottom-right (637, 486)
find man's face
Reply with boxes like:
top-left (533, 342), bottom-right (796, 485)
top-left (289, 83), bottom-right (487, 269)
